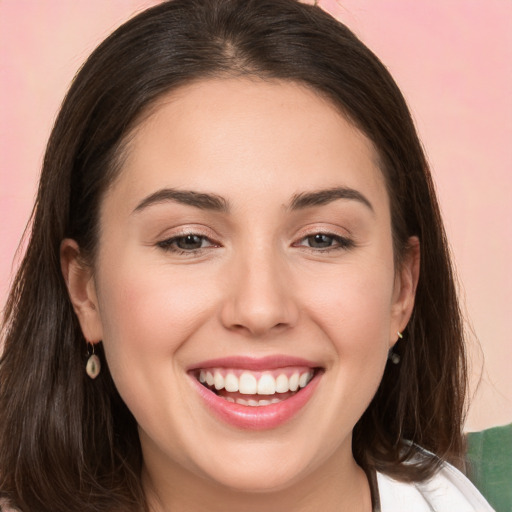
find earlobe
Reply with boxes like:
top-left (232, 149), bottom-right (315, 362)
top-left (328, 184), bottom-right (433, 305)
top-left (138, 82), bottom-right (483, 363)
top-left (390, 236), bottom-right (420, 343)
top-left (60, 239), bottom-right (103, 343)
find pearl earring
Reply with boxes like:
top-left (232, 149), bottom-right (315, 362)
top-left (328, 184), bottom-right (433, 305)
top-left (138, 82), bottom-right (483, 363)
top-left (86, 343), bottom-right (101, 379)
top-left (388, 331), bottom-right (403, 364)
top-left (388, 350), bottom-right (400, 365)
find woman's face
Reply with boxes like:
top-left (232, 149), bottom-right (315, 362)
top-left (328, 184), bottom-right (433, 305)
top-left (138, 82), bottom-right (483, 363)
top-left (65, 78), bottom-right (418, 495)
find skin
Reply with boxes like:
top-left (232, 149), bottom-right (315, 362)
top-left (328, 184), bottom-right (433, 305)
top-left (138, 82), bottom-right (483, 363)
top-left (62, 78), bottom-right (420, 512)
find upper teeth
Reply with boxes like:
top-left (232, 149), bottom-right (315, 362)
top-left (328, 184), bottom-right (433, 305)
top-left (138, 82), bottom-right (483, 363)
top-left (198, 369), bottom-right (314, 395)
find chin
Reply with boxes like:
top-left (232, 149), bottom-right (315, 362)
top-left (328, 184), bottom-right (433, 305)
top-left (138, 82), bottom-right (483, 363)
top-left (204, 461), bottom-right (308, 494)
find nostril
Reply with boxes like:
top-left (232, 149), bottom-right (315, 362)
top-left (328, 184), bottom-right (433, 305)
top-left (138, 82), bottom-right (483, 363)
top-left (227, 321), bottom-right (291, 337)
top-left (219, 277), bottom-right (300, 337)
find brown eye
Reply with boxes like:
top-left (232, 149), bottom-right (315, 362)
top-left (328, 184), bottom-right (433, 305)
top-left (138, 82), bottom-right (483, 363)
top-left (157, 234), bottom-right (216, 253)
top-left (306, 234), bottom-right (336, 248)
top-left (294, 232), bottom-right (355, 251)
top-left (175, 235), bottom-right (205, 250)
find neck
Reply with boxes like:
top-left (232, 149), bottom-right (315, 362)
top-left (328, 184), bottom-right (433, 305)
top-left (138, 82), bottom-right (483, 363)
top-left (142, 446), bottom-right (372, 512)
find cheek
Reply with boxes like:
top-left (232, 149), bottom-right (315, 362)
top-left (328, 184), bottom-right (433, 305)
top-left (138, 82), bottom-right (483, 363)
top-left (300, 258), bottom-right (395, 342)
top-left (94, 257), bottom-right (218, 381)
top-left (93, 259), bottom-right (223, 439)
top-left (302, 267), bottom-right (393, 430)
top-left (298, 257), bottom-right (395, 393)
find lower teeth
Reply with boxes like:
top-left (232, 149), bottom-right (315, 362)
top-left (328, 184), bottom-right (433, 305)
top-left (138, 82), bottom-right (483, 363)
top-left (224, 397), bottom-right (282, 406)
top-left (199, 380), bottom-right (300, 406)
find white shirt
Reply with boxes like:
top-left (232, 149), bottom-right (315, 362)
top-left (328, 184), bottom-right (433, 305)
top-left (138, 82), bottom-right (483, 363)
top-left (377, 462), bottom-right (495, 511)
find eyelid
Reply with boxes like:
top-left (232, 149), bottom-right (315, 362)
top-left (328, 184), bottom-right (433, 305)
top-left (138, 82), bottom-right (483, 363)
top-left (295, 234), bottom-right (354, 249)
top-left (154, 223), bottom-right (220, 242)
top-left (291, 225), bottom-right (355, 252)
top-left (157, 234), bottom-right (217, 250)
top-left (155, 225), bottom-right (222, 254)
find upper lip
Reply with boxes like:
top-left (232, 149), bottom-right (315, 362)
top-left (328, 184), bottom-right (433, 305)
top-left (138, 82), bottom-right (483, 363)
top-left (187, 355), bottom-right (322, 372)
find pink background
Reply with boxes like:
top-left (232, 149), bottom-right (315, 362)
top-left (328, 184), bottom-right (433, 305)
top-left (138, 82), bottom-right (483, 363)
top-left (1, 0), bottom-right (511, 431)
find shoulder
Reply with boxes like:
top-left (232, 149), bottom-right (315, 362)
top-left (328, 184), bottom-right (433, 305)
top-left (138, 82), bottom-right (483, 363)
top-left (377, 462), bottom-right (495, 512)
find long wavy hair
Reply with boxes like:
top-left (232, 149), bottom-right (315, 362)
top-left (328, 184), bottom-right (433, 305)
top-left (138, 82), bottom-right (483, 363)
top-left (0, 1), bottom-right (467, 510)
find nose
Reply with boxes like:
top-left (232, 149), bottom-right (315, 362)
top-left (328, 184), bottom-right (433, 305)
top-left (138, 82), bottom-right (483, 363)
top-left (220, 247), bottom-right (299, 338)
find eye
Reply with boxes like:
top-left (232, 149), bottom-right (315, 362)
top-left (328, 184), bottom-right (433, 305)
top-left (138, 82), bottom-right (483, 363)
top-left (295, 233), bottom-right (354, 251)
top-left (175, 234), bottom-right (209, 250)
top-left (306, 234), bottom-right (337, 249)
top-left (157, 234), bottom-right (217, 253)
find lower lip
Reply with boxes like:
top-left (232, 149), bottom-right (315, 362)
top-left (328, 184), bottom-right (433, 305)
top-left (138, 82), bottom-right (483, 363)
top-left (190, 372), bottom-right (321, 430)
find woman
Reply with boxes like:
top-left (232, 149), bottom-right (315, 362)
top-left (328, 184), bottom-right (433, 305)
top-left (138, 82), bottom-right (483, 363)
top-left (0, 0), bottom-right (494, 510)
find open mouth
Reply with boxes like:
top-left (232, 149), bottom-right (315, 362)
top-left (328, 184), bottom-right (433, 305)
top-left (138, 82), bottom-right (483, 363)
top-left (192, 367), bottom-right (319, 407)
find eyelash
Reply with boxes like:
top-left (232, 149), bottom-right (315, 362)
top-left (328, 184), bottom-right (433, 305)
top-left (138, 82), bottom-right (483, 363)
top-left (156, 233), bottom-right (219, 255)
top-left (156, 231), bottom-right (354, 255)
top-left (294, 233), bottom-right (355, 252)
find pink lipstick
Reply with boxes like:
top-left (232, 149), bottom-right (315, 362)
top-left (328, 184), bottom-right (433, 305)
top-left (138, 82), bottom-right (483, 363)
top-left (188, 356), bottom-right (323, 430)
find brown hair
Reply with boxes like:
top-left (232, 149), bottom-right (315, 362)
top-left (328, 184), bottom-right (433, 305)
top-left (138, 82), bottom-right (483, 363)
top-left (0, 0), bottom-right (467, 510)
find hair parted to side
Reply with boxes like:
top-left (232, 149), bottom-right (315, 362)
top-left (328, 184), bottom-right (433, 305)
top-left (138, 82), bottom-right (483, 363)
top-left (0, 0), bottom-right (467, 510)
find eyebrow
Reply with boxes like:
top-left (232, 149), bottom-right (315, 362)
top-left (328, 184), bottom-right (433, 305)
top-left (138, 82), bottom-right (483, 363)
top-left (132, 186), bottom-right (373, 215)
top-left (133, 188), bottom-right (229, 214)
top-left (289, 187), bottom-right (374, 213)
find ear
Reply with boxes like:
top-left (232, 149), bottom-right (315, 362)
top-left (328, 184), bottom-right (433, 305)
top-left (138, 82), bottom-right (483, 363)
top-left (60, 239), bottom-right (103, 343)
top-left (389, 236), bottom-right (420, 346)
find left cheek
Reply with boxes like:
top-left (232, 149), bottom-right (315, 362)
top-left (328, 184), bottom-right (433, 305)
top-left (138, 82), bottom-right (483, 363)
top-left (322, 278), bottom-right (392, 409)
top-left (303, 267), bottom-right (393, 382)
top-left (303, 268), bottom-right (394, 342)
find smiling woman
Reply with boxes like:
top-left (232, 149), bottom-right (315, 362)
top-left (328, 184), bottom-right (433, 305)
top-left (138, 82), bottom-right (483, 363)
top-left (0, 1), bottom-right (494, 511)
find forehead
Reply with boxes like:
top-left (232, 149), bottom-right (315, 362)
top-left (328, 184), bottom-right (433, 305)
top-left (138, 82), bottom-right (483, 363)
top-left (108, 77), bottom-right (387, 213)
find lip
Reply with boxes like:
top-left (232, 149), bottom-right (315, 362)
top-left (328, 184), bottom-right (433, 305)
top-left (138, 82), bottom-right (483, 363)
top-left (188, 356), bottom-right (323, 430)
top-left (187, 355), bottom-right (320, 372)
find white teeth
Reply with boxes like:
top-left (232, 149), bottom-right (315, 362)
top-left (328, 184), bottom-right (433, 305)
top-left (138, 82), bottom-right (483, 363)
top-left (239, 372), bottom-right (258, 394)
top-left (299, 372), bottom-right (311, 388)
top-left (275, 374), bottom-right (289, 393)
top-left (234, 397), bottom-right (282, 406)
top-left (257, 374), bottom-right (276, 395)
top-left (214, 371), bottom-right (224, 390)
top-left (289, 373), bottom-right (300, 392)
top-left (224, 373), bottom-right (239, 392)
top-left (199, 369), bottom-right (315, 395)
